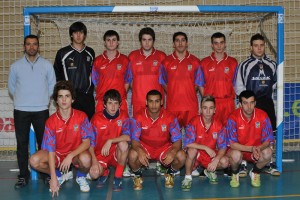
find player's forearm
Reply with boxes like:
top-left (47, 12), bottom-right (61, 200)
top-left (88, 147), bottom-right (98, 164)
top-left (230, 142), bottom-right (253, 152)
top-left (162, 84), bottom-right (167, 93)
top-left (110, 135), bottom-right (130, 144)
top-left (187, 142), bottom-right (208, 151)
top-left (257, 140), bottom-right (271, 151)
top-left (198, 86), bottom-right (204, 96)
top-left (215, 148), bottom-right (226, 160)
top-left (131, 140), bottom-right (143, 152)
top-left (69, 139), bottom-right (90, 159)
top-left (125, 83), bottom-right (130, 92)
top-left (170, 140), bottom-right (182, 153)
top-left (49, 152), bottom-right (57, 178)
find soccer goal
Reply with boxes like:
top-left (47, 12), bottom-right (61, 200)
top-left (1, 5), bottom-right (284, 175)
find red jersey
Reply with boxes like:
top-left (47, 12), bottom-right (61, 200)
top-left (159, 51), bottom-right (202, 111)
top-left (41, 109), bottom-right (92, 155)
top-left (227, 108), bottom-right (274, 146)
top-left (92, 51), bottom-right (129, 103)
top-left (90, 111), bottom-right (130, 156)
top-left (184, 115), bottom-right (227, 150)
top-left (128, 48), bottom-right (166, 107)
top-left (200, 52), bottom-right (238, 99)
top-left (131, 109), bottom-right (181, 148)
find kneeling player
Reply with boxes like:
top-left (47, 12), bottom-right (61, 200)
top-left (182, 95), bottom-right (228, 191)
top-left (30, 81), bottom-right (92, 197)
top-left (89, 89), bottom-right (130, 191)
top-left (129, 90), bottom-right (186, 190)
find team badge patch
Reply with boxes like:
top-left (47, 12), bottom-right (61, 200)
top-left (117, 120), bottom-right (122, 126)
top-left (161, 125), bottom-right (167, 132)
top-left (153, 60), bottom-right (158, 66)
top-left (213, 132), bottom-right (218, 139)
top-left (188, 65), bottom-right (192, 71)
top-left (255, 122), bottom-right (260, 128)
top-left (117, 64), bottom-right (122, 70)
top-left (74, 124), bottom-right (79, 132)
top-left (224, 67), bottom-right (229, 74)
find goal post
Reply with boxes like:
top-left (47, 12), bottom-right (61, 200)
top-left (23, 5), bottom-right (284, 173)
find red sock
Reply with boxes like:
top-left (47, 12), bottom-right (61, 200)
top-left (115, 164), bottom-right (125, 178)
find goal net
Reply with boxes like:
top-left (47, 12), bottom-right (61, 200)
top-left (1, 6), bottom-right (286, 170)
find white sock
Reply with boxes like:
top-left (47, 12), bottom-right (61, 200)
top-left (185, 175), bottom-right (192, 180)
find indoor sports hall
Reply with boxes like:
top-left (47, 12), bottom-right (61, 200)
top-left (0, 1), bottom-right (299, 199)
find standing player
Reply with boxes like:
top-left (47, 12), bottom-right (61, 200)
top-left (182, 96), bottom-right (228, 191)
top-left (159, 32), bottom-right (202, 128)
top-left (235, 33), bottom-right (279, 176)
top-left (8, 34), bottom-right (56, 188)
top-left (29, 81), bottom-right (92, 197)
top-left (227, 90), bottom-right (274, 188)
top-left (92, 30), bottom-right (130, 115)
top-left (199, 32), bottom-right (238, 125)
top-left (128, 27), bottom-right (166, 117)
top-left (129, 90), bottom-right (186, 190)
top-left (54, 21), bottom-right (95, 120)
top-left (89, 89), bottom-right (130, 191)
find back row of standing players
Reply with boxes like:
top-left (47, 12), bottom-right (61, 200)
top-left (23, 21), bottom-right (278, 195)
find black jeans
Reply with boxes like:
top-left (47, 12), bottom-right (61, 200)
top-left (14, 109), bottom-right (49, 179)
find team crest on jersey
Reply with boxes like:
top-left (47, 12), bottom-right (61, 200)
top-left (117, 64), bottom-right (122, 70)
top-left (187, 65), bottom-right (192, 71)
top-left (224, 67), bottom-right (229, 74)
top-left (255, 122), bottom-right (260, 128)
top-left (117, 120), bottom-right (122, 126)
top-left (213, 132), bottom-right (218, 139)
top-left (171, 65), bottom-right (177, 70)
top-left (161, 124), bottom-right (167, 132)
top-left (74, 124), bottom-right (79, 132)
top-left (87, 56), bottom-right (91, 62)
top-left (153, 60), bottom-right (158, 66)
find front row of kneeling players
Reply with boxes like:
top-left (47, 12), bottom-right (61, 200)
top-left (30, 81), bottom-right (274, 197)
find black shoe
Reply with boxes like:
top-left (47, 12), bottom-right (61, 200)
top-left (223, 167), bottom-right (232, 177)
top-left (199, 169), bottom-right (206, 178)
top-left (14, 176), bottom-right (28, 189)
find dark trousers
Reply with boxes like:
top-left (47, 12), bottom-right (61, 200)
top-left (14, 109), bottom-right (49, 179)
top-left (256, 97), bottom-right (277, 133)
top-left (72, 92), bottom-right (95, 120)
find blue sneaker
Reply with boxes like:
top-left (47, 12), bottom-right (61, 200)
top-left (113, 177), bottom-right (122, 192)
top-left (96, 175), bottom-right (108, 188)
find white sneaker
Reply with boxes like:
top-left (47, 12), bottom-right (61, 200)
top-left (123, 166), bottom-right (134, 177)
top-left (64, 170), bottom-right (73, 180)
top-left (191, 169), bottom-right (200, 176)
top-left (76, 177), bottom-right (90, 192)
top-left (239, 160), bottom-right (248, 178)
top-left (86, 173), bottom-right (92, 180)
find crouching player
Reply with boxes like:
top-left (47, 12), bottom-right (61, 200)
top-left (182, 95), bottom-right (228, 191)
top-left (30, 81), bottom-right (92, 197)
top-left (128, 90), bottom-right (186, 190)
top-left (227, 90), bottom-right (274, 188)
top-left (88, 89), bottom-right (130, 191)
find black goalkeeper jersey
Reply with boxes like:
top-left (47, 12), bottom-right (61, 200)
top-left (54, 45), bottom-right (95, 94)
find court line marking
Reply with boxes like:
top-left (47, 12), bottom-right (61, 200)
top-left (177, 194), bottom-right (300, 200)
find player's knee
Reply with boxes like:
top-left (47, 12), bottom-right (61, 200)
top-left (230, 150), bottom-right (242, 164)
top-left (118, 141), bottom-right (129, 152)
top-left (128, 149), bottom-right (138, 162)
top-left (261, 147), bottom-right (272, 161)
top-left (176, 150), bottom-right (186, 164)
top-left (29, 154), bottom-right (40, 169)
top-left (219, 156), bottom-right (229, 168)
top-left (78, 152), bottom-right (92, 168)
top-left (187, 147), bottom-right (197, 159)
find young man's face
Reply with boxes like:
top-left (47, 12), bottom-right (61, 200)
top-left (201, 101), bottom-right (216, 120)
top-left (24, 38), bottom-right (39, 57)
top-left (104, 98), bottom-right (120, 116)
top-left (56, 90), bottom-right (73, 111)
top-left (251, 39), bottom-right (265, 58)
top-left (240, 96), bottom-right (256, 118)
top-left (146, 95), bottom-right (163, 115)
top-left (173, 35), bottom-right (188, 54)
top-left (71, 31), bottom-right (86, 45)
top-left (104, 35), bottom-right (119, 51)
top-left (141, 34), bottom-right (154, 52)
top-left (211, 37), bottom-right (226, 54)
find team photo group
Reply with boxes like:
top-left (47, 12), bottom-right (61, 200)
top-left (8, 21), bottom-right (280, 197)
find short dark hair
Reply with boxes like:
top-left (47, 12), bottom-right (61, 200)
top-left (250, 33), bottom-right (265, 46)
top-left (211, 32), bottom-right (226, 44)
top-left (139, 27), bottom-right (155, 42)
top-left (239, 90), bottom-right (256, 103)
top-left (103, 89), bottom-right (121, 105)
top-left (173, 32), bottom-right (188, 42)
top-left (69, 21), bottom-right (87, 40)
top-left (201, 95), bottom-right (215, 105)
top-left (52, 81), bottom-right (75, 105)
top-left (24, 34), bottom-right (39, 46)
top-left (103, 30), bottom-right (120, 41)
top-left (146, 90), bottom-right (162, 100)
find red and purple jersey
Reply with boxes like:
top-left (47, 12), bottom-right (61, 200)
top-left (200, 52), bottom-right (238, 99)
top-left (159, 51), bottom-right (203, 111)
top-left (131, 109), bottom-right (181, 148)
top-left (128, 48), bottom-right (166, 107)
top-left (184, 115), bottom-right (227, 150)
top-left (92, 51), bottom-right (130, 102)
top-left (226, 108), bottom-right (274, 146)
top-left (90, 111), bottom-right (130, 156)
top-left (41, 109), bottom-right (92, 154)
